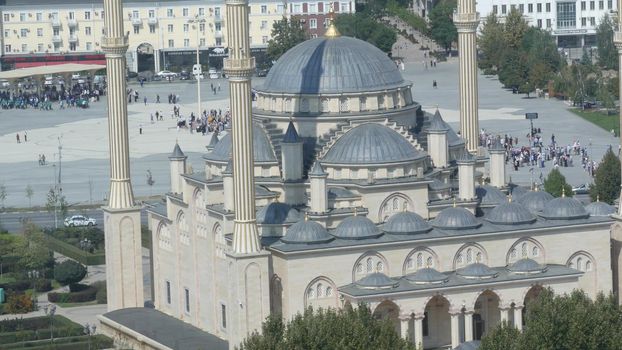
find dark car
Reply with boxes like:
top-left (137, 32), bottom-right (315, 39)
top-left (256, 68), bottom-right (269, 77)
top-left (180, 70), bottom-right (191, 80)
top-left (127, 71), bottom-right (138, 79)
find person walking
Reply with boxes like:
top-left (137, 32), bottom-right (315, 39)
top-left (24, 132), bottom-right (27, 142)
top-left (433, 80), bottom-right (437, 89)
top-left (144, 96), bottom-right (147, 105)
top-left (156, 94), bottom-right (160, 103)
top-left (16, 133), bottom-right (20, 143)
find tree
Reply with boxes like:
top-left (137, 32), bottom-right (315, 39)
top-left (54, 260), bottom-right (87, 291)
top-left (478, 13), bottom-right (506, 72)
top-left (45, 187), bottom-right (68, 221)
top-left (266, 17), bottom-right (307, 62)
top-left (590, 148), bottom-right (621, 204)
top-left (239, 303), bottom-right (416, 350)
top-left (543, 168), bottom-right (573, 197)
top-left (4, 293), bottom-right (35, 314)
top-left (335, 13), bottom-right (397, 53)
top-left (504, 9), bottom-right (529, 49)
top-left (596, 14), bottom-right (618, 70)
top-left (0, 184), bottom-right (7, 209)
top-left (25, 185), bottom-right (34, 208)
top-left (18, 223), bottom-right (54, 272)
top-left (428, 0), bottom-right (457, 52)
top-left (480, 322), bottom-right (521, 350)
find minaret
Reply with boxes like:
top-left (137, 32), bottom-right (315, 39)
top-left (101, 0), bottom-right (143, 311)
top-left (224, 0), bottom-right (270, 346)
top-left (612, 13), bottom-right (622, 304)
top-left (615, 22), bottom-right (622, 217)
top-left (456, 151), bottom-right (476, 200)
top-left (169, 142), bottom-right (187, 194)
top-left (454, 0), bottom-right (480, 154)
top-left (427, 110), bottom-right (449, 168)
top-left (489, 138), bottom-right (506, 188)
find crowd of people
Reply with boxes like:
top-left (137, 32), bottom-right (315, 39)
top-left (0, 81), bottom-right (104, 110)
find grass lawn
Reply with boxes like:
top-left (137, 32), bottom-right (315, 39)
top-left (0, 275), bottom-right (16, 284)
top-left (55, 300), bottom-right (99, 308)
top-left (570, 108), bottom-right (620, 136)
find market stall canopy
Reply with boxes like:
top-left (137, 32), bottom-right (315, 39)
top-left (0, 63), bottom-right (105, 81)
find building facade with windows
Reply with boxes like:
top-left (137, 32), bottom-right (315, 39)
top-left (0, 0), bottom-right (355, 71)
top-left (476, 0), bottom-right (617, 47)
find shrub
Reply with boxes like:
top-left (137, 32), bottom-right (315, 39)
top-left (0, 279), bottom-right (32, 292)
top-left (4, 293), bottom-right (35, 314)
top-left (92, 281), bottom-right (107, 304)
top-left (48, 285), bottom-right (97, 303)
top-left (54, 260), bottom-right (87, 290)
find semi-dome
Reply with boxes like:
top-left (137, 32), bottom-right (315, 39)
top-left (540, 196), bottom-right (589, 220)
top-left (507, 258), bottom-right (547, 274)
top-left (204, 123), bottom-right (276, 163)
top-left (257, 202), bottom-right (301, 225)
top-left (354, 272), bottom-right (399, 289)
top-left (585, 201), bottom-right (615, 216)
top-left (476, 185), bottom-right (507, 206)
top-left (322, 123), bottom-right (424, 165)
top-left (280, 219), bottom-right (334, 244)
top-left (486, 201), bottom-right (536, 225)
top-left (432, 207), bottom-right (481, 230)
top-left (456, 263), bottom-right (498, 279)
top-left (404, 268), bottom-right (448, 285)
top-left (383, 211), bottom-right (432, 234)
top-left (516, 190), bottom-right (554, 213)
top-left (259, 36), bottom-right (405, 94)
top-left (333, 215), bottom-right (382, 240)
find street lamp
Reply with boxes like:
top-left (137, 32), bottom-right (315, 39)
top-left (43, 304), bottom-right (56, 344)
top-left (188, 15), bottom-right (206, 123)
top-left (84, 323), bottom-right (97, 350)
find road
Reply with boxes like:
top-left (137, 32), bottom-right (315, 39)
top-left (0, 208), bottom-right (149, 233)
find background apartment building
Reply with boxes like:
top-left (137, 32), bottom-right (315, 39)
top-left (0, 0), bottom-right (355, 72)
top-left (477, 0), bottom-right (617, 49)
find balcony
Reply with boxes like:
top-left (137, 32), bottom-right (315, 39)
top-left (67, 18), bottom-right (77, 28)
top-left (68, 34), bottom-right (78, 43)
top-left (148, 17), bottom-right (158, 25)
top-left (51, 18), bottom-right (61, 28)
top-left (131, 17), bottom-right (142, 26)
top-left (215, 30), bottom-right (223, 38)
top-left (52, 35), bottom-right (62, 43)
top-left (214, 14), bottom-right (223, 22)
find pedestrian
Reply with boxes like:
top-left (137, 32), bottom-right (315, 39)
top-left (150, 113), bottom-right (154, 123)
top-left (218, 83), bottom-right (221, 92)
top-left (156, 94), bottom-right (160, 103)
top-left (24, 132), bottom-right (27, 142)
top-left (16, 133), bottom-right (20, 143)
top-left (139, 124), bottom-right (143, 135)
top-left (42, 154), bottom-right (46, 165)
top-left (433, 80), bottom-right (437, 89)
top-left (144, 96), bottom-right (147, 105)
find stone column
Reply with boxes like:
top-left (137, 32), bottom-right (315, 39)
top-left (454, 0), bottom-right (480, 154)
top-left (513, 306), bottom-right (523, 331)
top-left (413, 313), bottom-right (425, 349)
top-left (500, 306), bottom-right (510, 323)
top-left (489, 138), bottom-right (506, 188)
top-left (399, 314), bottom-right (411, 340)
top-left (102, 0), bottom-right (143, 311)
top-left (464, 310), bottom-right (474, 342)
top-left (457, 152), bottom-right (476, 200)
top-left (450, 311), bottom-right (461, 348)
top-left (614, 30), bottom-right (622, 215)
top-left (224, 0), bottom-right (260, 254)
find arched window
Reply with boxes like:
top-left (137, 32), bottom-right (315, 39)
top-left (376, 262), bottom-right (384, 272)
top-left (307, 288), bottom-right (315, 299)
top-left (326, 287), bottom-right (333, 296)
top-left (457, 254), bottom-right (464, 264)
top-left (407, 259), bottom-right (413, 269)
top-left (320, 98), bottom-right (329, 113)
top-left (532, 246), bottom-right (539, 257)
top-left (378, 95), bottom-right (385, 110)
top-left (356, 263), bottom-right (363, 273)
top-left (521, 243), bottom-right (527, 257)
top-left (426, 256), bottom-right (433, 267)
top-left (359, 97), bottom-right (367, 111)
top-left (586, 260), bottom-right (592, 271)
top-left (271, 97), bottom-right (277, 112)
top-left (340, 98), bottom-right (348, 112)
top-left (577, 257), bottom-right (583, 271)
top-left (393, 198), bottom-right (399, 210)
top-left (511, 249), bottom-right (517, 258)
top-left (417, 253), bottom-right (423, 268)
top-left (317, 283), bottom-right (323, 297)
top-left (467, 249), bottom-right (473, 263)
top-left (366, 258), bottom-right (373, 272)
top-left (476, 252), bottom-right (482, 263)
top-left (305, 277), bottom-right (338, 308)
top-left (284, 98), bottom-right (291, 112)
top-left (301, 98), bottom-right (309, 112)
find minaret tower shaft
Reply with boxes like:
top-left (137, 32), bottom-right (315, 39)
top-left (102, 0), bottom-right (143, 311)
top-left (615, 13), bottom-right (622, 216)
top-left (224, 0), bottom-right (261, 254)
top-left (454, 0), bottom-right (480, 154)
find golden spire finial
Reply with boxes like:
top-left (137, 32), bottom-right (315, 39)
top-left (353, 207), bottom-right (358, 216)
top-left (508, 193), bottom-right (513, 203)
top-left (562, 187), bottom-right (566, 198)
top-left (453, 197), bottom-right (457, 208)
top-left (304, 212), bottom-right (309, 221)
top-left (535, 185), bottom-right (539, 192)
top-left (597, 195), bottom-right (600, 202)
top-left (324, 3), bottom-right (340, 38)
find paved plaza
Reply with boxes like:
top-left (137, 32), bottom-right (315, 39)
top-left (0, 58), bottom-right (615, 207)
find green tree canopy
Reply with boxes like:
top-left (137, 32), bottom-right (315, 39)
top-left (590, 148), bottom-right (621, 204)
top-left (54, 259), bottom-right (87, 289)
top-left (481, 289), bottom-right (622, 350)
top-left (428, 0), bottom-right (457, 52)
top-left (596, 14), bottom-right (618, 70)
top-left (266, 17), bottom-right (307, 62)
top-left (543, 168), bottom-right (573, 197)
top-left (239, 303), bottom-right (416, 350)
top-left (478, 13), bottom-right (505, 71)
top-left (335, 13), bottom-right (397, 53)
top-left (19, 223), bottom-right (54, 272)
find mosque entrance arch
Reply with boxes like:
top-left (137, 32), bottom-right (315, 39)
top-left (137, 43), bottom-right (155, 72)
top-left (373, 300), bottom-right (400, 336)
top-left (473, 290), bottom-right (500, 340)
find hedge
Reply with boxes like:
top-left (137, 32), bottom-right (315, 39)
top-left (0, 327), bottom-right (84, 344)
top-left (43, 236), bottom-right (105, 266)
top-left (48, 285), bottom-right (97, 303)
top-left (0, 279), bottom-right (52, 293)
top-left (2, 335), bottom-right (113, 350)
top-left (0, 315), bottom-right (78, 332)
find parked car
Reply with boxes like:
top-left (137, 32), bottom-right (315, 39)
top-left (179, 70), bottom-right (191, 80)
top-left (156, 70), bottom-right (178, 79)
top-left (64, 215), bottom-right (97, 227)
top-left (208, 68), bottom-right (219, 79)
top-left (256, 68), bottom-right (269, 77)
top-left (572, 183), bottom-right (590, 195)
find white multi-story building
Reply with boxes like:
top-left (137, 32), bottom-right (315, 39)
top-left (0, 0), bottom-right (355, 71)
top-left (477, 0), bottom-right (617, 47)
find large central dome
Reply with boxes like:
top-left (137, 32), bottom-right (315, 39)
top-left (259, 36), bottom-right (405, 94)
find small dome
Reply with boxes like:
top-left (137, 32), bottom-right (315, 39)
top-left (322, 123), bottom-right (425, 165)
top-left (540, 196), bottom-right (589, 220)
top-left (204, 123), bottom-right (276, 163)
top-left (585, 201), bottom-right (615, 217)
top-left (404, 268), bottom-right (448, 285)
top-left (333, 215), bottom-right (382, 240)
top-left (432, 207), bottom-right (481, 230)
top-left (355, 273), bottom-right (399, 289)
top-left (516, 190), bottom-right (554, 213)
top-left (457, 263), bottom-right (498, 279)
top-left (507, 258), bottom-right (547, 274)
top-left (476, 185), bottom-right (507, 206)
top-left (486, 201), bottom-right (536, 225)
top-left (257, 203), bottom-right (301, 224)
top-left (280, 219), bottom-right (333, 244)
top-left (383, 211), bottom-right (432, 235)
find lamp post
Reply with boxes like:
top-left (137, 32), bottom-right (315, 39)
top-left (188, 15), bottom-right (206, 122)
top-left (43, 304), bottom-right (56, 344)
top-left (84, 323), bottom-right (96, 350)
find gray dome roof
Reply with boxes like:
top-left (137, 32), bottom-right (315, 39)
top-left (516, 190), bottom-right (554, 213)
top-left (322, 123), bottom-right (424, 165)
top-left (259, 36), bottom-right (405, 94)
top-left (204, 124), bottom-right (276, 163)
top-left (585, 201), bottom-right (615, 216)
top-left (507, 258), bottom-right (547, 274)
top-left (540, 196), bottom-right (589, 220)
top-left (257, 203), bottom-right (302, 225)
top-left (404, 268), bottom-right (448, 284)
top-left (281, 219), bottom-right (334, 244)
top-left (383, 211), bottom-right (432, 234)
top-left (486, 201), bottom-right (536, 225)
top-left (355, 273), bottom-right (399, 289)
top-left (476, 185), bottom-right (507, 206)
top-left (333, 215), bottom-right (382, 240)
top-left (456, 263), bottom-right (498, 279)
top-left (432, 207), bottom-right (481, 230)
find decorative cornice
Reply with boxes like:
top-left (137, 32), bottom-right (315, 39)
top-left (101, 35), bottom-right (129, 55)
top-left (223, 57), bottom-right (255, 78)
top-left (453, 13), bottom-right (479, 32)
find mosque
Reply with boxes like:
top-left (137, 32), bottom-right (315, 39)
top-left (95, 0), bottom-right (622, 349)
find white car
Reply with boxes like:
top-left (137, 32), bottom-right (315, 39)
top-left (64, 215), bottom-right (97, 227)
top-left (156, 70), bottom-right (178, 78)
